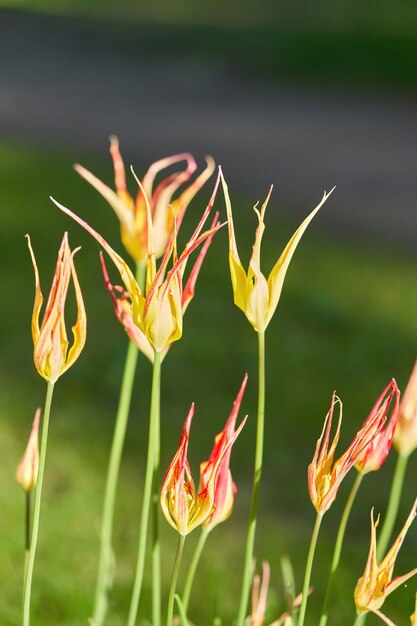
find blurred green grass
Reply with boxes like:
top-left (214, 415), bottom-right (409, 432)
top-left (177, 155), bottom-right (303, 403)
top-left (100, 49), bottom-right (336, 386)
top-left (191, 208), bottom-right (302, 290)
top-left (1, 138), bottom-right (417, 625)
top-left (1, 0), bottom-right (417, 91)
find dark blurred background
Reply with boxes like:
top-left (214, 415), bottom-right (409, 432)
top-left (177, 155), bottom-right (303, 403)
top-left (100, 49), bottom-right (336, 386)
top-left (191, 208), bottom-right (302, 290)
top-left (1, 2), bottom-right (417, 625)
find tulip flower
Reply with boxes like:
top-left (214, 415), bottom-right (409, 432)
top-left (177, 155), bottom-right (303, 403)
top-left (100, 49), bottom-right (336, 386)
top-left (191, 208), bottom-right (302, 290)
top-left (394, 359), bottom-right (417, 456)
top-left (75, 137), bottom-right (215, 263)
top-left (52, 173), bottom-right (221, 354)
top-left (201, 373), bottom-right (248, 531)
top-left (354, 497), bottom-right (417, 619)
top-left (16, 408), bottom-right (41, 492)
top-left (308, 392), bottom-right (386, 514)
top-left (160, 394), bottom-right (247, 536)
top-left (26, 232), bottom-right (87, 383)
top-left (220, 170), bottom-right (333, 332)
top-left (354, 379), bottom-right (400, 474)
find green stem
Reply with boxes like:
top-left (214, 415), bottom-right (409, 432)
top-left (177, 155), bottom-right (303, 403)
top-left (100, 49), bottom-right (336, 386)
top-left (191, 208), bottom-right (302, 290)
top-left (22, 381), bottom-right (55, 626)
top-left (236, 330), bottom-right (266, 626)
top-left (377, 452), bottom-right (409, 561)
top-left (319, 473), bottom-right (363, 626)
top-left (25, 491), bottom-right (31, 552)
top-left (152, 357), bottom-right (161, 626)
top-left (92, 262), bottom-right (145, 626)
top-left (127, 350), bottom-right (161, 626)
top-left (353, 613), bottom-right (366, 626)
top-left (166, 535), bottom-right (186, 626)
top-left (298, 512), bottom-right (323, 626)
top-left (182, 527), bottom-right (210, 613)
top-left (23, 492), bottom-right (31, 604)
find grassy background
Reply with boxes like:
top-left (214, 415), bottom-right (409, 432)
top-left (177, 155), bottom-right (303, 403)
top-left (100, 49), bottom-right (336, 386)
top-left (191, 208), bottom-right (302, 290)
top-left (1, 138), bottom-right (417, 624)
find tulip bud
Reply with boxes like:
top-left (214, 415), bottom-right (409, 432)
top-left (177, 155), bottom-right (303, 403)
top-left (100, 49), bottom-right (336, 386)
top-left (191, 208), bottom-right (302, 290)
top-left (16, 408), bottom-right (41, 492)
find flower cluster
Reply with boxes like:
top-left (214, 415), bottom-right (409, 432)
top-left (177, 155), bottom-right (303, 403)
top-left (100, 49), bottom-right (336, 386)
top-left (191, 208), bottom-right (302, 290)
top-left (17, 139), bottom-right (417, 626)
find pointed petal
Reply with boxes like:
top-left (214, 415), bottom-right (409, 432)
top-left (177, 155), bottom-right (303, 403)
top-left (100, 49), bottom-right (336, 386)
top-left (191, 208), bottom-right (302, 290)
top-left (51, 197), bottom-right (143, 312)
top-left (354, 379), bottom-right (400, 474)
top-left (384, 567), bottom-right (417, 597)
top-left (380, 496), bottom-right (417, 579)
top-left (248, 187), bottom-right (273, 280)
top-left (109, 135), bottom-right (129, 197)
top-left (220, 168), bottom-right (240, 262)
top-left (171, 155), bottom-right (215, 231)
top-left (266, 189), bottom-right (334, 325)
top-left (162, 219), bottom-right (225, 305)
top-left (74, 163), bottom-right (136, 237)
top-left (220, 169), bottom-right (248, 311)
top-left (60, 246), bottom-right (87, 375)
top-left (182, 212), bottom-right (219, 312)
top-left (25, 234), bottom-right (44, 344)
top-left (100, 254), bottom-right (154, 362)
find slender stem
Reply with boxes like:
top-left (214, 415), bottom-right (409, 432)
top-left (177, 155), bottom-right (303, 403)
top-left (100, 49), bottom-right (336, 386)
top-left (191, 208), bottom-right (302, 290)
top-left (127, 351), bottom-right (161, 626)
top-left (298, 512), bottom-right (323, 626)
top-left (182, 527), bottom-right (210, 612)
top-left (353, 613), bottom-right (366, 626)
top-left (25, 492), bottom-right (31, 552)
top-left (22, 381), bottom-right (55, 626)
top-left (92, 262), bottom-right (145, 626)
top-left (377, 452), bottom-right (409, 561)
top-left (236, 330), bottom-right (266, 626)
top-left (23, 492), bottom-right (31, 603)
top-left (319, 473), bottom-right (363, 626)
top-left (152, 356), bottom-right (162, 626)
top-left (166, 535), bottom-right (186, 626)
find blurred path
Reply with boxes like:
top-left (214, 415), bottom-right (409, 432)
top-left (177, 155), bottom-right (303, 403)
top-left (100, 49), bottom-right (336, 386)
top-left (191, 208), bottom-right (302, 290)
top-left (0, 9), bottom-right (416, 247)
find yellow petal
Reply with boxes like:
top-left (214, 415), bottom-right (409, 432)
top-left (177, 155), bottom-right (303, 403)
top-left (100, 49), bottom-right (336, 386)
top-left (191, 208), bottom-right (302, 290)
top-left (60, 247), bottom-right (87, 376)
top-left (266, 189), bottom-right (334, 326)
top-left (220, 170), bottom-right (248, 311)
top-left (51, 197), bottom-right (143, 316)
top-left (380, 496), bottom-right (417, 581)
top-left (74, 163), bottom-right (136, 240)
top-left (25, 235), bottom-right (44, 345)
